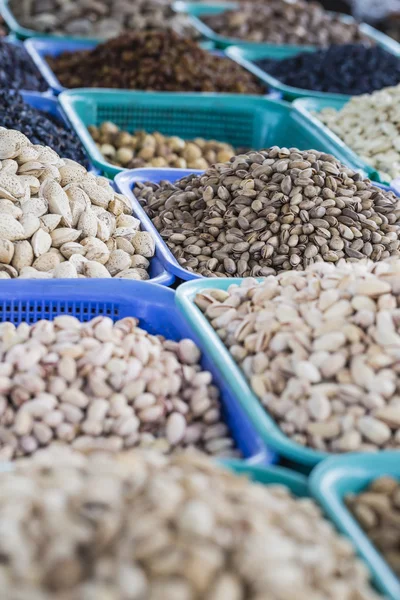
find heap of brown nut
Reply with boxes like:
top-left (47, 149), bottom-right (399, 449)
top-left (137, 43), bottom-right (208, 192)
top-left (89, 121), bottom-right (235, 170)
top-left (0, 447), bottom-right (382, 600)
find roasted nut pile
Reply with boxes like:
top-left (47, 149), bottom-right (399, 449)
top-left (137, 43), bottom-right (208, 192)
top-left (0, 39), bottom-right (47, 92)
top-left (9, 0), bottom-right (197, 38)
top-left (0, 128), bottom-right (156, 280)
top-left (196, 259), bottom-right (400, 453)
top-left (346, 476), bottom-right (400, 577)
top-left (317, 85), bottom-right (400, 181)
top-left (89, 121), bottom-right (235, 170)
top-left (47, 31), bottom-right (264, 94)
top-left (256, 45), bottom-right (400, 96)
top-left (0, 90), bottom-right (89, 168)
top-left (0, 447), bottom-right (382, 600)
top-left (202, 0), bottom-right (372, 45)
top-left (134, 148), bottom-right (400, 277)
top-left (0, 315), bottom-right (236, 460)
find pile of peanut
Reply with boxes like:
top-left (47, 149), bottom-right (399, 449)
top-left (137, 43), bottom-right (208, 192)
top-left (0, 447), bottom-right (381, 600)
top-left (0, 316), bottom-right (236, 460)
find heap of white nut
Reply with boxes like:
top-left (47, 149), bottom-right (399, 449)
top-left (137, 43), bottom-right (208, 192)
top-left (0, 128), bottom-right (155, 279)
top-left (196, 258), bottom-right (400, 453)
top-left (316, 85), bottom-right (400, 181)
top-left (0, 447), bottom-right (381, 600)
top-left (0, 315), bottom-right (236, 459)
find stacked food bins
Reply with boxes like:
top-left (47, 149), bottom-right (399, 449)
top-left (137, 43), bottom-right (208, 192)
top-left (0, 0), bottom-right (400, 597)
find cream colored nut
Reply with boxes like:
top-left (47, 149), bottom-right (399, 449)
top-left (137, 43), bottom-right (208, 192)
top-left (81, 237), bottom-right (110, 264)
top-left (0, 214), bottom-right (26, 241)
top-left (0, 199), bottom-right (22, 218)
top-left (53, 262), bottom-right (78, 279)
top-left (59, 242), bottom-right (86, 259)
top-left (31, 228), bottom-right (52, 257)
top-left (78, 207), bottom-right (98, 237)
top-left (18, 267), bottom-right (53, 279)
top-left (11, 240), bottom-right (34, 270)
top-left (59, 161), bottom-right (87, 186)
top-left (50, 228), bottom-right (82, 248)
top-left (131, 232), bottom-right (155, 257)
top-left (41, 179), bottom-right (73, 226)
top-left (105, 249), bottom-right (132, 276)
top-left (116, 214), bottom-right (141, 229)
top-left (83, 261), bottom-right (112, 278)
top-left (0, 239), bottom-right (14, 264)
top-left (40, 214), bottom-right (62, 233)
top-left (33, 252), bottom-right (62, 272)
top-left (20, 214), bottom-right (41, 238)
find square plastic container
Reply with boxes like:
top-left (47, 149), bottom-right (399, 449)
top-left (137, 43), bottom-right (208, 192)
top-left (24, 38), bottom-right (275, 96)
top-left (0, 0), bottom-right (108, 42)
top-left (59, 89), bottom-right (281, 179)
top-left (226, 45), bottom-right (356, 102)
top-left (0, 279), bottom-right (275, 466)
top-left (310, 452), bottom-right (400, 600)
top-left (174, 271), bottom-right (400, 467)
top-left (293, 96), bottom-right (393, 185)
top-left (175, 277), bottom-right (332, 468)
top-left (176, 0), bottom-right (400, 54)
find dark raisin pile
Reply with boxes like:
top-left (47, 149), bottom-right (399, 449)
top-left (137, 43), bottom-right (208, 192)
top-left (0, 40), bottom-right (47, 91)
top-left (0, 90), bottom-right (89, 167)
top-left (256, 44), bottom-right (400, 95)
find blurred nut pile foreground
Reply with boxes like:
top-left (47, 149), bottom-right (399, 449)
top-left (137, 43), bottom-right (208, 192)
top-left (8, 0), bottom-right (197, 38)
top-left (90, 121), bottom-right (235, 170)
top-left (0, 128), bottom-right (156, 280)
top-left (0, 315), bottom-right (236, 460)
top-left (0, 447), bottom-right (381, 599)
top-left (47, 31), bottom-right (264, 94)
top-left (317, 85), bottom-right (400, 181)
top-left (346, 476), bottom-right (400, 577)
top-left (202, 0), bottom-right (372, 45)
top-left (134, 147), bottom-right (400, 277)
top-left (196, 259), bottom-right (400, 453)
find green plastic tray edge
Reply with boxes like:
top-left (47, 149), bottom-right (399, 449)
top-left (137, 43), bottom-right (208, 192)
top-left (175, 278), bottom-right (328, 467)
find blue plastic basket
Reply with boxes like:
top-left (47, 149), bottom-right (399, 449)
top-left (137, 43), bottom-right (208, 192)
top-left (24, 38), bottom-right (277, 96)
top-left (115, 130), bottom-right (387, 282)
top-left (0, 279), bottom-right (275, 466)
top-left (310, 453), bottom-right (400, 600)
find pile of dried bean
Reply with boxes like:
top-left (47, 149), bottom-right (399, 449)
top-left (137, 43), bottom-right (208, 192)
top-left (134, 148), bottom-right (400, 277)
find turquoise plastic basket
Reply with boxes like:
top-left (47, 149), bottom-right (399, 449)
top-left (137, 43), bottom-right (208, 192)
top-left (175, 277), bottom-right (332, 467)
top-left (176, 1), bottom-right (400, 54)
top-left (226, 460), bottom-right (308, 496)
top-left (0, 0), bottom-right (111, 42)
top-left (310, 453), bottom-right (400, 600)
top-left (293, 96), bottom-right (391, 185)
top-left (59, 90), bottom-right (283, 179)
top-left (226, 45), bottom-right (358, 102)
